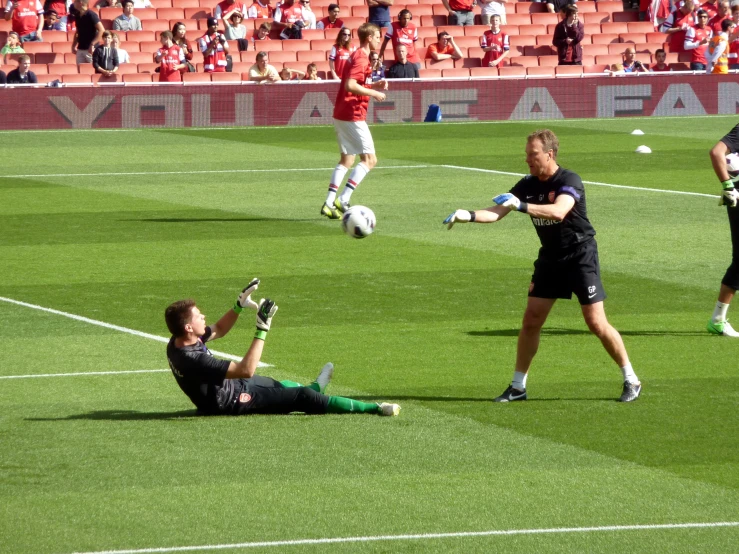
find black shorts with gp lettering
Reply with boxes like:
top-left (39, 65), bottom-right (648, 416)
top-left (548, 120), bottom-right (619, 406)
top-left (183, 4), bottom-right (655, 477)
top-left (529, 240), bottom-right (607, 305)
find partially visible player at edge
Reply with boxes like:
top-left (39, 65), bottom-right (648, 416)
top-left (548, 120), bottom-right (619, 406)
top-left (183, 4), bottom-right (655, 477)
top-left (707, 124), bottom-right (739, 337)
top-left (165, 278), bottom-right (400, 416)
top-left (443, 129), bottom-right (642, 403)
top-left (321, 22), bottom-right (388, 219)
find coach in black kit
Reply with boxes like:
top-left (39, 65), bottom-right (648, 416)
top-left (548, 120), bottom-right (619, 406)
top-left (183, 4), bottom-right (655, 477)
top-left (444, 129), bottom-right (641, 403)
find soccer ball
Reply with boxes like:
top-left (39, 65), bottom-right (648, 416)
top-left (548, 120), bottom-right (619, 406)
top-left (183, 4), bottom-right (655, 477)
top-left (727, 153), bottom-right (739, 176)
top-left (341, 206), bottom-right (376, 239)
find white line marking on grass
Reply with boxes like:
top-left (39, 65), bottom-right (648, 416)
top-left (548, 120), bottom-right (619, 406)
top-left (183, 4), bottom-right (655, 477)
top-left (0, 369), bottom-right (170, 380)
top-left (441, 164), bottom-right (720, 199)
top-left (0, 296), bottom-right (267, 367)
top-left (2, 165), bottom-right (428, 180)
top-left (70, 521), bottom-right (739, 554)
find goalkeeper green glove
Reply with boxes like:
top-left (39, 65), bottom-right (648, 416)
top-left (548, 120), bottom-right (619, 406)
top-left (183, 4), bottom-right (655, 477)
top-left (233, 278), bottom-right (260, 313)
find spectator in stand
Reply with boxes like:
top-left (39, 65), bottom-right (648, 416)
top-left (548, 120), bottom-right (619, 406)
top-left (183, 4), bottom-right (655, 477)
top-left (224, 10), bottom-right (249, 51)
top-left (4, 0), bottom-right (44, 42)
top-left (42, 9), bottom-right (63, 30)
top-left (684, 9), bottom-right (713, 70)
top-left (379, 9), bottom-right (421, 71)
top-left (621, 46), bottom-right (649, 72)
top-left (279, 66), bottom-right (304, 80)
top-left (386, 43), bottom-right (418, 78)
top-left (441, 0), bottom-right (474, 27)
top-left (1, 31), bottom-right (24, 64)
top-left (707, 17), bottom-right (735, 73)
top-left (426, 31), bottom-right (463, 61)
top-left (367, 0), bottom-right (393, 29)
top-left (248, 50), bottom-right (280, 82)
top-left (480, 13), bottom-right (509, 67)
top-left (553, 4), bottom-right (583, 65)
top-left (172, 22), bottom-right (195, 69)
top-left (652, 0), bottom-right (672, 32)
top-left (131, 0), bottom-right (151, 7)
top-left (71, 0), bottom-right (104, 64)
top-left (92, 30), bottom-right (119, 77)
top-left (317, 3), bottom-right (342, 30)
top-left (247, 0), bottom-right (273, 20)
top-left (701, 0), bottom-right (719, 19)
top-left (6, 53), bottom-right (36, 82)
top-left (661, 0), bottom-right (696, 54)
top-left (478, 0), bottom-right (506, 26)
top-left (273, 0), bottom-right (305, 39)
top-left (728, 5), bottom-right (739, 69)
top-left (216, 0), bottom-right (246, 27)
top-left (253, 21), bottom-right (271, 42)
top-left (650, 47), bottom-right (672, 71)
top-left (710, 0), bottom-right (730, 34)
top-left (199, 16), bottom-right (230, 72)
top-left (94, 0), bottom-right (120, 6)
top-left (44, 0), bottom-right (70, 30)
top-left (111, 32), bottom-right (129, 63)
top-left (300, 0), bottom-right (316, 29)
top-left (154, 30), bottom-right (187, 81)
top-left (329, 27), bottom-right (354, 80)
top-left (547, 0), bottom-right (577, 16)
top-left (113, 0), bottom-right (141, 32)
top-left (369, 50), bottom-right (384, 80)
top-left (304, 62), bottom-right (321, 79)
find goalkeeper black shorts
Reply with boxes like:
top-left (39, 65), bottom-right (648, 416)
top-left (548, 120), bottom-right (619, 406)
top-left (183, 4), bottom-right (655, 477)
top-left (529, 240), bottom-right (607, 305)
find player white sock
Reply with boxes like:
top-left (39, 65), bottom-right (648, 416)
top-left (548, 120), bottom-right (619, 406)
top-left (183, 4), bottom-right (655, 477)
top-left (340, 163), bottom-right (369, 202)
top-left (511, 371), bottom-right (527, 390)
top-left (712, 301), bottom-right (730, 323)
top-left (620, 363), bottom-right (639, 384)
top-left (326, 165), bottom-right (348, 205)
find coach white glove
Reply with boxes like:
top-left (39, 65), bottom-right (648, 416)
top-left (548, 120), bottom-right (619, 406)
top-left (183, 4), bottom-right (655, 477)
top-left (443, 209), bottom-right (474, 230)
top-left (493, 193), bottom-right (526, 212)
top-left (234, 278), bottom-right (260, 313)
top-left (720, 181), bottom-right (739, 208)
top-left (256, 298), bottom-right (278, 332)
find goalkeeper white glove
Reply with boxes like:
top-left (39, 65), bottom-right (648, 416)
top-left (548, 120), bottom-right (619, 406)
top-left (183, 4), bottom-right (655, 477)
top-left (256, 298), bottom-right (278, 332)
top-left (234, 278), bottom-right (260, 313)
top-left (492, 193), bottom-right (527, 212)
top-left (443, 209), bottom-right (475, 230)
top-left (720, 181), bottom-right (739, 208)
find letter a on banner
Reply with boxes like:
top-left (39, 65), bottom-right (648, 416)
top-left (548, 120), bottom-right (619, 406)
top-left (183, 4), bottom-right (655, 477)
top-left (652, 84), bottom-right (706, 116)
top-left (288, 92), bottom-right (335, 126)
top-left (509, 88), bottom-right (564, 120)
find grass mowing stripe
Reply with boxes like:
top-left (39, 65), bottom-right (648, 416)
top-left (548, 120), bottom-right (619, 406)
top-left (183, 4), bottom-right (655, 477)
top-left (441, 164), bottom-right (721, 199)
top-left (0, 295), bottom-right (268, 367)
top-left (1, 165), bottom-right (429, 180)
top-left (69, 522), bottom-right (739, 554)
top-left (0, 369), bottom-right (170, 379)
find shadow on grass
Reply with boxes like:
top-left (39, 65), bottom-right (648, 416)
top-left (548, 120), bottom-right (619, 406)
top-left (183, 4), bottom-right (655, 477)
top-left (135, 217), bottom-right (315, 223)
top-left (27, 409), bottom-right (200, 421)
top-left (349, 395), bottom-right (616, 403)
top-left (469, 328), bottom-right (707, 337)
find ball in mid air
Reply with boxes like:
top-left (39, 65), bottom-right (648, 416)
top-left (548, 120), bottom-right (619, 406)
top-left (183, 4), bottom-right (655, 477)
top-left (341, 206), bottom-right (376, 239)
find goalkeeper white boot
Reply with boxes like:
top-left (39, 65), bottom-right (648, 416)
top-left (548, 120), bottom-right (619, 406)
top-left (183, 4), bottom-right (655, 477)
top-left (707, 320), bottom-right (739, 337)
top-left (314, 363), bottom-right (334, 394)
top-left (378, 403), bottom-right (401, 416)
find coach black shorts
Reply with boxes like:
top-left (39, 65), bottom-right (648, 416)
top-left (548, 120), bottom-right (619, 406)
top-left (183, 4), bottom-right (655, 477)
top-left (230, 375), bottom-right (329, 416)
top-left (529, 240), bottom-right (607, 305)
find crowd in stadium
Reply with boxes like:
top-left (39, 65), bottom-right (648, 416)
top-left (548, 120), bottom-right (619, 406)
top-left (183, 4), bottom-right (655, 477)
top-left (1, 0), bottom-right (738, 84)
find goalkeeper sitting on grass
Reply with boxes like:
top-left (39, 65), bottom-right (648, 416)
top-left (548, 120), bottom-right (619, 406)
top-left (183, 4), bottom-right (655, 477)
top-left (165, 279), bottom-right (400, 416)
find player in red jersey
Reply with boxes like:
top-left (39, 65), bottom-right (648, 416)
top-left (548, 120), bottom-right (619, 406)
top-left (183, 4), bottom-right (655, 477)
top-left (154, 30), bottom-right (187, 82)
top-left (321, 22), bottom-right (388, 219)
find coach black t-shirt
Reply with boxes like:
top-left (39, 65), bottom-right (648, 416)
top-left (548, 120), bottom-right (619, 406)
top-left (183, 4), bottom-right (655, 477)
top-left (510, 167), bottom-right (596, 258)
top-left (166, 327), bottom-right (233, 413)
top-left (720, 124), bottom-right (739, 153)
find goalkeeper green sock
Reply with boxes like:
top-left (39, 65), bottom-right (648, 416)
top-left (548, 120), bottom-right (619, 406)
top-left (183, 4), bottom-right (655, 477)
top-left (327, 396), bottom-right (380, 414)
top-left (279, 380), bottom-right (303, 388)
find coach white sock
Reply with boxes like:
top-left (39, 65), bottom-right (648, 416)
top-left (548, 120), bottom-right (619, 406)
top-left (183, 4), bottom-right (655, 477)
top-left (511, 371), bottom-right (528, 390)
top-left (340, 163), bottom-right (370, 202)
top-left (326, 165), bottom-right (349, 205)
top-left (712, 301), bottom-right (730, 323)
top-left (620, 363), bottom-right (639, 384)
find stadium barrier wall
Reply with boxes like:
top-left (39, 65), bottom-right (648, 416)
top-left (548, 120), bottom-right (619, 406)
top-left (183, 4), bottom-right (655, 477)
top-left (2, 75), bottom-right (739, 130)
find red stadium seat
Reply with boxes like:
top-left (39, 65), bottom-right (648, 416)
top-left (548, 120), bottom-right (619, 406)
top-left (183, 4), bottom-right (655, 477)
top-left (519, 24), bottom-right (546, 36)
top-left (537, 55), bottom-right (559, 67)
top-left (36, 53), bottom-right (63, 64)
top-left (42, 30), bottom-right (67, 43)
top-left (115, 63), bottom-right (139, 74)
top-left (418, 68), bottom-right (442, 79)
top-left (600, 22), bottom-right (629, 34)
top-left (469, 66), bottom-right (498, 77)
top-left (150, 0), bottom-right (172, 8)
top-left (20, 42), bottom-right (52, 53)
top-left (63, 52), bottom-right (78, 63)
top-left (141, 19), bottom-right (171, 32)
top-left (268, 51), bottom-right (298, 63)
top-left (515, 2), bottom-right (547, 14)
top-left (646, 32), bottom-right (668, 44)
top-left (628, 22), bottom-right (657, 33)
top-left (128, 52), bottom-right (153, 63)
top-left (505, 14), bottom-right (532, 26)
top-left (581, 12), bottom-right (610, 25)
top-left (524, 44), bottom-right (555, 56)
top-left (185, 7), bottom-right (211, 19)
top-left (584, 64), bottom-right (609, 73)
top-left (139, 41), bottom-right (162, 54)
top-left (669, 62), bottom-right (689, 71)
top-left (210, 72), bottom-right (242, 82)
top-left (596, 54), bottom-right (626, 66)
top-left (419, 15), bottom-right (448, 27)
top-left (576, 1), bottom-right (597, 12)
top-left (510, 35), bottom-right (536, 49)
top-left (596, 1), bottom-right (623, 13)
top-left (78, 63), bottom-right (96, 74)
top-left (619, 33), bottom-right (646, 43)
top-left (99, 7), bottom-right (121, 20)
top-left (498, 65), bottom-right (526, 76)
top-left (530, 13), bottom-right (558, 26)
top-left (253, 40), bottom-right (284, 52)
top-left (93, 73), bottom-right (121, 83)
top-left (441, 68), bottom-right (470, 78)
top-left (555, 65), bottom-right (584, 76)
top-left (455, 56), bottom-right (481, 68)
top-left (612, 11), bottom-right (640, 22)
top-left (138, 62), bottom-right (160, 73)
top-left (157, 8), bottom-right (185, 19)
top-left (296, 50), bottom-right (319, 62)
top-left (50, 63), bottom-right (78, 75)
top-left (500, 24), bottom-right (519, 36)
top-left (173, 0), bottom-right (200, 7)
top-left (183, 72), bottom-right (211, 82)
top-left (425, 57), bottom-right (455, 69)
top-left (590, 33), bottom-right (620, 44)
top-left (451, 36), bottom-right (481, 48)
top-left (51, 41), bottom-right (73, 53)
top-left (527, 66), bottom-right (554, 76)
top-left (509, 55), bottom-right (538, 67)
top-left (62, 73), bottom-right (92, 83)
top-left (583, 44), bottom-right (611, 57)
top-left (535, 34), bottom-right (554, 45)
top-left (37, 73), bottom-right (61, 84)
top-left (463, 25), bottom-right (491, 37)
top-left (341, 16), bottom-right (367, 28)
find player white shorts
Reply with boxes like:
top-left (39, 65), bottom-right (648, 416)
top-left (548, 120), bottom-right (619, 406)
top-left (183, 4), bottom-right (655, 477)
top-left (333, 119), bottom-right (375, 155)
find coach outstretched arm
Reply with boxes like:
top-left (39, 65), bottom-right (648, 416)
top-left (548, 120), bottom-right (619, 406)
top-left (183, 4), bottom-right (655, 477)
top-left (524, 194), bottom-right (575, 221)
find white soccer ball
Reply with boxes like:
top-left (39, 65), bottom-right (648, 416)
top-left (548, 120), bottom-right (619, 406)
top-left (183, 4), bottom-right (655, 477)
top-left (727, 153), bottom-right (739, 176)
top-left (341, 205), bottom-right (376, 239)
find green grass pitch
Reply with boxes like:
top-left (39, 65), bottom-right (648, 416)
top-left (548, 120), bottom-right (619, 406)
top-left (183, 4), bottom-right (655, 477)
top-left (1, 116), bottom-right (738, 553)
